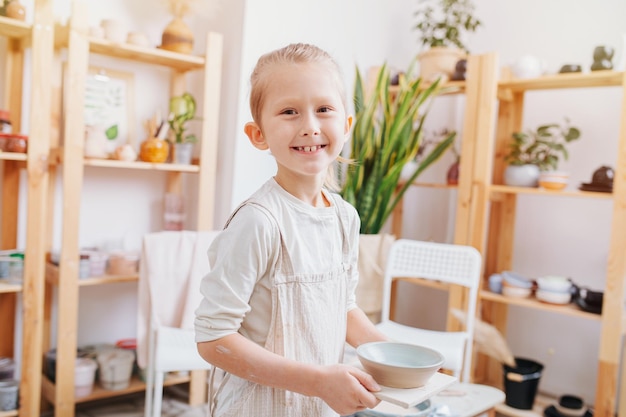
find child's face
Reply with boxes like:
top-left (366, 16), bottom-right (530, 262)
top-left (246, 62), bottom-right (351, 184)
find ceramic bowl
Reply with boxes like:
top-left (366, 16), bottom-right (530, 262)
top-left (537, 276), bottom-right (572, 293)
top-left (356, 342), bottom-right (444, 388)
top-left (539, 172), bottom-right (569, 190)
top-left (502, 271), bottom-right (533, 289)
top-left (536, 289), bottom-right (571, 305)
top-left (502, 282), bottom-right (532, 298)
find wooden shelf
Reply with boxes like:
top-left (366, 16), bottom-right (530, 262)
top-left (54, 24), bottom-right (205, 71)
top-left (41, 373), bottom-right (190, 405)
top-left (83, 158), bottom-right (200, 173)
top-left (499, 70), bottom-right (624, 92)
top-left (400, 181), bottom-right (458, 189)
top-left (480, 290), bottom-right (602, 321)
top-left (489, 184), bottom-right (613, 200)
top-left (0, 152), bottom-right (27, 162)
top-left (50, 150), bottom-right (201, 172)
top-left (389, 79), bottom-right (465, 95)
top-left (45, 262), bottom-right (138, 286)
top-left (0, 281), bottom-right (22, 293)
top-left (0, 16), bottom-right (31, 40)
top-left (45, 3), bottom-right (223, 414)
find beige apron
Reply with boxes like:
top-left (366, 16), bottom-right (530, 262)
top-left (210, 194), bottom-right (351, 417)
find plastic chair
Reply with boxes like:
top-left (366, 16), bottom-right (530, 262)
top-left (362, 239), bottom-right (505, 417)
top-left (144, 326), bottom-right (212, 417)
top-left (376, 239), bottom-right (481, 382)
top-left (138, 230), bottom-right (219, 417)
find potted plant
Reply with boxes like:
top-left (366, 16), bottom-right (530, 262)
top-left (413, 0), bottom-right (482, 81)
top-left (503, 118), bottom-right (581, 187)
top-left (339, 63), bottom-right (455, 235)
top-left (168, 92), bottom-right (197, 164)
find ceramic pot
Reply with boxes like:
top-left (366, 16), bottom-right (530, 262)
top-left (160, 17), bottom-right (194, 54)
top-left (173, 142), bottom-right (193, 164)
top-left (140, 137), bottom-right (169, 163)
top-left (5, 1), bottom-right (26, 21)
top-left (446, 159), bottom-right (460, 185)
top-left (511, 55), bottom-right (545, 79)
top-left (418, 47), bottom-right (466, 82)
top-left (504, 164), bottom-right (540, 187)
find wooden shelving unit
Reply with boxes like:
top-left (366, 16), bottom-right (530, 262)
top-left (42, 1), bottom-right (223, 416)
top-left (469, 68), bottom-right (626, 417)
top-left (0, 1), bottom-right (54, 416)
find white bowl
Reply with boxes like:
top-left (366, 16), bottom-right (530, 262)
top-left (357, 342), bottom-right (444, 388)
top-left (537, 276), bottom-right (572, 293)
top-left (536, 289), bottom-right (571, 305)
top-left (502, 284), bottom-right (532, 298)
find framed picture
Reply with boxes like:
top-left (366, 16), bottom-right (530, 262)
top-left (83, 66), bottom-right (135, 149)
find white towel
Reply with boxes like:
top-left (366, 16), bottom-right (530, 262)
top-left (136, 230), bottom-right (220, 367)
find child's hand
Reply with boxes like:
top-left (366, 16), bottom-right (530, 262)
top-left (315, 364), bottom-right (382, 415)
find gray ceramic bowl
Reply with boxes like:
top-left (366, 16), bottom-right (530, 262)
top-left (357, 342), bottom-right (444, 388)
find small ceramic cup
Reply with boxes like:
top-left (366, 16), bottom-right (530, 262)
top-left (100, 19), bottom-right (126, 44)
top-left (127, 31), bottom-right (149, 47)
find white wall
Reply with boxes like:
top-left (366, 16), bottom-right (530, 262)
top-left (6, 0), bottom-right (626, 406)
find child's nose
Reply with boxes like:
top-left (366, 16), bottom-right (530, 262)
top-left (300, 114), bottom-right (320, 136)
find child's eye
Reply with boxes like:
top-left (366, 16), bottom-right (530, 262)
top-left (318, 106), bottom-right (332, 113)
top-left (281, 109), bottom-right (297, 115)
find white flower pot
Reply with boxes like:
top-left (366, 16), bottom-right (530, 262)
top-left (504, 164), bottom-right (540, 187)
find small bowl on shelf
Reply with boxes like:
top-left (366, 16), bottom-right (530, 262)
top-left (356, 342), bottom-right (444, 388)
top-left (536, 289), bottom-right (571, 305)
top-left (536, 275), bottom-right (572, 293)
top-left (502, 282), bottom-right (532, 298)
top-left (539, 171), bottom-right (569, 191)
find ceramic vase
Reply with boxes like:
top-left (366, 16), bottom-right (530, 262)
top-left (418, 47), bottom-right (465, 82)
top-left (5, 1), bottom-right (25, 21)
top-left (173, 142), bottom-right (193, 164)
top-left (160, 17), bottom-right (194, 54)
top-left (140, 137), bottom-right (169, 163)
top-left (591, 45), bottom-right (614, 71)
top-left (504, 164), bottom-right (540, 187)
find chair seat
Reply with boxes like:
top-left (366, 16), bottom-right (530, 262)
top-left (376, 320), bottom-right (468, 373)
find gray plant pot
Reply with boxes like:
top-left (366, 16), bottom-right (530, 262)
top-left (504, 164), bottom-right (540, 187)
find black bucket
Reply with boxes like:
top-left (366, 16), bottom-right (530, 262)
top-left (503, 357), bottom-right (544, 409)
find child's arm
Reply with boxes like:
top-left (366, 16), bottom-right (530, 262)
top-left (346, 307), bottom-right (389, 348)
top-left (197, 333), bottom-right (381, 415)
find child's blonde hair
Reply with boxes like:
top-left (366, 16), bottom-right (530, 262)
top-left (248, 43), bottom-right (350, 191)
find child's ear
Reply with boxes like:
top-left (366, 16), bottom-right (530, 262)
top-left (344, 116), bottom-right (353, 137)
top-left (245, 122), bottom-right (269, 150)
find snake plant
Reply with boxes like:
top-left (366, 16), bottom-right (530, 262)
top-left (339, 63), bottom-right (456, 234)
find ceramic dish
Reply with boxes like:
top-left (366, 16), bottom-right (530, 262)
top-left (357, 342), bottom-right (444, 389)
top-left (502, 283), bottom-right (532, 298)
top-left (536, 290), bottom-right (571, 305)
top-left (502, 271), bottom-right (533, 288)
top-left (539, 180), bottom-right (567, 191)
top-left (574, 297), bottom-right (602, 314)
top-left (544, 405), bottom-right (592, 417)
top-left (579, 183), bottom-right (612, 193)
top-left (536, 276), bottom-right (572, 293)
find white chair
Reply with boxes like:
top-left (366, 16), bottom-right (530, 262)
top-left (144, 326), bottom-right (212, 417)
top-left (138, 230), bottom-right (219, 417)
top-left (368, 239), bottom-right (504, 416)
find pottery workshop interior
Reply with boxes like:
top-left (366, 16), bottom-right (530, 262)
top-left (0, 0), bottom-right (625, 416)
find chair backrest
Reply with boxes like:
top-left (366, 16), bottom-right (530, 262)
top-left (379, 239), bottom-right (481, 382)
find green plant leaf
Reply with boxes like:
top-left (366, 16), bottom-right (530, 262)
top-left (105, 125), bottom-right (118, 140)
